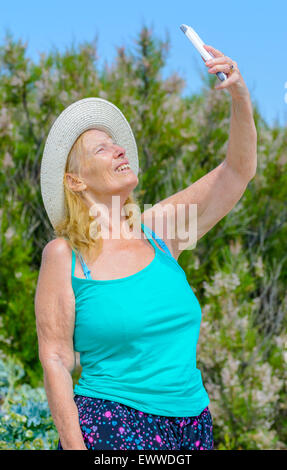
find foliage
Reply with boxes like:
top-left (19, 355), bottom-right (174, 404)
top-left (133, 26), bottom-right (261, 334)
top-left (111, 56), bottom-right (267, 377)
top-left (197, 244), bottom-right (287, 449)
top-left (0, 352), bottom-right (58, 449)
top-left (0, 25), bottom-right (286, 450)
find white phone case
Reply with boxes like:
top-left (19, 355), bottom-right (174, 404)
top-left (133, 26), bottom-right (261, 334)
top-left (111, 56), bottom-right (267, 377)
top-left (180, 24), bottom-right (227, 82)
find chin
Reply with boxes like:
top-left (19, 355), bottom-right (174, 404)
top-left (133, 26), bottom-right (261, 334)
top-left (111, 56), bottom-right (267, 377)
top-left (125, 173), bottom-right (139, 191)
top-left (118, 171), bottom-right (138, 183)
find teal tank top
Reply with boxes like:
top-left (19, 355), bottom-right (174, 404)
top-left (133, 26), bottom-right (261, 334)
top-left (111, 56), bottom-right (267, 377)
top-left (71, 222), bottom-right (209, 417)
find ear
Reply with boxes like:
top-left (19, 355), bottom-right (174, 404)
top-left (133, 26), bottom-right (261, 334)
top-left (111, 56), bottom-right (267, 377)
top-left (65, 173), bottom-right (87, 192)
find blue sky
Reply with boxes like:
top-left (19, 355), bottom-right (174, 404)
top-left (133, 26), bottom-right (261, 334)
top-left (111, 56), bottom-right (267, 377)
top-left (1, 0), bottom-right (286, 127)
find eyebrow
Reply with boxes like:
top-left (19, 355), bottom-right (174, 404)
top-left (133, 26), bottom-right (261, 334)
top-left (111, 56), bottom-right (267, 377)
top-left (96, 141), bottom-right (113, 146)
top-left (88, 140), bottom-right (111, 154)
top-left (94, 139), bottom-right (115, 147)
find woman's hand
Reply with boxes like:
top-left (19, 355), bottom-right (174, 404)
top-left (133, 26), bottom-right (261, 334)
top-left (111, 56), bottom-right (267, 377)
top-left (202, 44), bottom-right (250, 101)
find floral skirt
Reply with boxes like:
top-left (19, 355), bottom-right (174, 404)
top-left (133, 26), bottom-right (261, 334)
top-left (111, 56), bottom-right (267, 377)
top-left (57, 394), bottom-right (214, 450)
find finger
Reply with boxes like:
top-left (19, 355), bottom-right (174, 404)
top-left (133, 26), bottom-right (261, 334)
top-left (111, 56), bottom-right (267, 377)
top-left (205, 56), bottom-right (233, 66)
top-left (208, 63), bottom-right (234, 74)
top-left (215, 74), bottom-right (238, 90)
top-left (203, 44), bottom-right (224, 57)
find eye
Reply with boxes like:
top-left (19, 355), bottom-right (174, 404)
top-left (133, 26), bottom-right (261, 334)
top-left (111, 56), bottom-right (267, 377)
top-left (96, 147), bottom-right (104, 153)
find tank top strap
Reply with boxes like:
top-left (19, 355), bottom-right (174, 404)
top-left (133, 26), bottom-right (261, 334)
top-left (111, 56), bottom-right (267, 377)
top-left (71, 249), bottom-right (76, 276)
top-left (141, 223), bottom-right (173, 259)
top-left (141, 223), bottom-right (187, 278)
top-left (73, 248), bottom-right (93, 280)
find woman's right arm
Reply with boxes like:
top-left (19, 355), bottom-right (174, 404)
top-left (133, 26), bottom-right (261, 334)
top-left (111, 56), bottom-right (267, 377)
top-left (34, 238), bottom-right (87, 450)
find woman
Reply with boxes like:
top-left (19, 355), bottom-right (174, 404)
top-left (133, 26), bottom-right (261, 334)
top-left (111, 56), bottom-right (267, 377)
top-left (34, 44), bottom-right (257, 450)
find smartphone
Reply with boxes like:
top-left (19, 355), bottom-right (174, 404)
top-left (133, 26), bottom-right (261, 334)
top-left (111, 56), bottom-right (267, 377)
top-left (180, 24), bottom-right (227, 82)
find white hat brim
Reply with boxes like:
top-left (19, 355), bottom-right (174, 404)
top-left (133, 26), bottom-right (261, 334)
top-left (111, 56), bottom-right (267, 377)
top-left (40, 97), bottom-right (139, 229)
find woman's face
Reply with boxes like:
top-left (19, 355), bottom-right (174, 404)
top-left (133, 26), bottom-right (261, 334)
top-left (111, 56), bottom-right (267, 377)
top-left (78, 128), bottom-right (138, 199)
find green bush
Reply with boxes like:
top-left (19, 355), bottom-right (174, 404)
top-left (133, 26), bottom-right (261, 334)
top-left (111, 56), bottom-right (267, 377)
top-left (0, 352), bottom-right (58, 449)
top-left (197, 244), bottom-right (287, 449)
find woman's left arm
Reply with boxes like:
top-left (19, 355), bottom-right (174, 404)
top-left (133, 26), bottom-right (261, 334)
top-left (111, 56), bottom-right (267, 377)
top-left (203, 44), bottom-right (257, 177)
top-left (224, 92), bottom-right (257, 178)
top-left (146, 45), bottom-right (257, 260)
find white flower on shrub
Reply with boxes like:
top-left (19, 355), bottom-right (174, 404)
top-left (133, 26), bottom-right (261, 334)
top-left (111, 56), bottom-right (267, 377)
top-left (254, 256), bottom-right (264, 277)
top-left (0, 107), bottom-right (13, 137)
top-left (203, 271), bottom-right (240, 297)
top-left (3, 152), bottom-right (14, 168)
top-left (5, 227), bottom-right (15, 241)
top-left (59, 90), bottom-right (69, 102)
top-left (251, 363), bottom-right (283, 407)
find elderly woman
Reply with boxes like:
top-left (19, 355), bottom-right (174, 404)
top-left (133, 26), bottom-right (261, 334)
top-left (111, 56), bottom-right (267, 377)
top-left (34, 44), bottom-right (257, 451)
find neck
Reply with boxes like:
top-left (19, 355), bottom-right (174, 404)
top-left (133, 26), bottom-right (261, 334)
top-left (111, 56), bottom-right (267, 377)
top-left (80, 192), bottom-right (142, 241)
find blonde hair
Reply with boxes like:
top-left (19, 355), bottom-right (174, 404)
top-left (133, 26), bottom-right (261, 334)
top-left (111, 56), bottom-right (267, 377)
top-left (54, 129), bottom-right (140, 263)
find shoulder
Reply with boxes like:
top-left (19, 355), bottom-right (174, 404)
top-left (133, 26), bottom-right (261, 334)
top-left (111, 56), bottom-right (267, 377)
top-left (41, 238), bottom-right (74, 272)
top-left (36, 238), bottom-right (75, 303)
top-left (42, 237), bottom-right (72, 258)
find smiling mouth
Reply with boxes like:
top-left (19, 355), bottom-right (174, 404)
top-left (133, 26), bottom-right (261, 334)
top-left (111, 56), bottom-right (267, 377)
top-left (114, 163), bottom-right (131, 173)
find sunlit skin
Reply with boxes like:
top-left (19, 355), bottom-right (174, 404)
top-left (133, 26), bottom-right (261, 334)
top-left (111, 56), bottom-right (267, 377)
top-left (66, 129), bottom-right (139, 240)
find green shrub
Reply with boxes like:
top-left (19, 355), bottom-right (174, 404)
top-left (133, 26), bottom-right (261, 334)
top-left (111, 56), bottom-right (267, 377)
top-left (197, 244), bottom-right (287, 450)
top-left (0, 352), bottom-right (58, 450)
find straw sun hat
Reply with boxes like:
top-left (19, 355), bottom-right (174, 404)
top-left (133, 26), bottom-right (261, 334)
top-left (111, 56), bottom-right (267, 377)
top-left (40, 97), bottom-right (139, 229)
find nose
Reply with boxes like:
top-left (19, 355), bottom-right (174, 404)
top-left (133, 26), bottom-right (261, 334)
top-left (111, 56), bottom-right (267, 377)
top-left (114, 145), bottom-right (125, 159)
